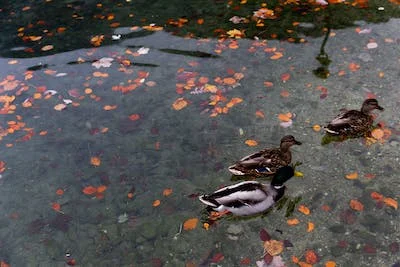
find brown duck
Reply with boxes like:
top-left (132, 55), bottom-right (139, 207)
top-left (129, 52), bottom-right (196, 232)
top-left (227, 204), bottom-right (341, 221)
top-left (228, 135), bottom-right (301, 176)
top-left (325, 98), bottom-right (384, 136)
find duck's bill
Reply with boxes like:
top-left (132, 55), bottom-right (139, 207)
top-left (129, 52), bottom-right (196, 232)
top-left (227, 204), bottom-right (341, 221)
top-left (377, 105), bottom-right (384, 111)
top-left (294, 140), bottom-right (302, 145)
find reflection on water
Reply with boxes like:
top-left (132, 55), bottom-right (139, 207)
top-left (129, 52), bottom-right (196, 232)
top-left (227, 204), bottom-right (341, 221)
top-left (0, 1), bottom-right (399, 266)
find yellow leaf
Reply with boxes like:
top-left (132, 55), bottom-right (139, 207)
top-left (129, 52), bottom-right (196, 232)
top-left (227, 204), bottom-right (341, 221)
top-left (325, 261), bottom-right (336, 267)
top-left (172, 98), bottom-right (188, 111)
top-left (294, 171), bottom-right (304, 177)
top-left (312, 124), bottom-right (321, 132)
top-left (183, 218), bottom-right (198, 230)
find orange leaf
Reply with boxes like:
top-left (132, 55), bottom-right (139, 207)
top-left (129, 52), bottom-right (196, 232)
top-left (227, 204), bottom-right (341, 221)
top-left (345, 172), bottom-right (358, 180)
top-left (163, 188), bottom-right (173, 196)
top-left (255, 110), bottom-right (265, 118)
top-left (90, 156), bottom-right (101, 166)
top-left (82, 186), bottom-right (97, 195)
top-left (287, 218), bottom-right (299, 225)
top-left (172, 98), bottom-right (189, 111)
top-left (278, 113), bottom-right (292, 122)
top-left (264, 81), bottom-right (274, 87)
top-left (183, 218), bottom-right (198, 230)
top-left (348, 62), bottom-right (360, 72)
top-left (312, 124), bottom-right (321, 132)
top-left (307, 222), bottom-right (315, 232)
top-left (292, 256), bottom-right (300, 264)
top-left (270, 52), bottom-right (283, 60)
top-left (281, 73), bottom-right (290, 82)
top-left (325, 261), bottom-right (336, 267)
top-left (349, 199), bottom-right (364, 211)
top-left (298, 262), bottom-right (313, 267)
top-left (371, 128), bottom-right (384, 140)
top-left (370, 191), bottom-right (384, 201)
top-left (127, 192), bottom-right (134, 199)
top-left (153, 199), bottom-right (161, 207)
top-left (383, 197), bottom-right (398, 209)
top-left (103, 105), bottom-right (117, 110)
top-left (51, 202), bottom-right (61, 212)
top-left (298, 205), bottom-right (310, 215)
top-left (56, 189), bottom-right (64, 195)
top-left (129, 114), bottom-right (141, 121)
top-left (223, 77), bottom-right (236, 85)
top-left (280, 90), bottom-right (290, 97)
top-left (245, 139), bottom-right (258, 146)
top-left (97, 185), bottom-right (107, 193)
top-left (305, 249), bottom-right (318, 264)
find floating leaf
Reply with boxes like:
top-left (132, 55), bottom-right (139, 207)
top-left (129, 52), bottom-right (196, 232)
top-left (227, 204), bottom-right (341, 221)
top-left (370, 192), bottom-right (384, 201)
top-left (278, 113), bottom-right (292, 122)
top-left (255, 110), bottom-right (265, 118)
top-left (264, 240), bottom-right (284, 256)
top-left (348, 62), bottom-right (360, 72)
top-left (287, 218), bottom-right (299, 225)
top-left (245, 139), bottom-right (258, 146)
top-left (307, 222), bottom-right (315, 232)
top-left (280, 90), bottom-right (290, 97)
top-left (51, 202), bottom-right (61, 212)
top-left (292, 169), bottom-right (303, 177)
top-left (371, 128), bottom-right (384, 140)
top-left (56, 189), bottom-right (64, 195)
top-left (54, 103), bottom-right (67, 111)
top-left (325, 261), bottom-right (336, 267)
top-left (97, 185), bottom-right (107, 193)
top-left (103, 105), bottom-right (117, 111)
top-left (183, 218), bottom-right (198, 230)
top-left (152, 199), bottom-right (161, 207)
top-left (383, 197), bottom-right (398, 209)
top-left (129, 114), bottom-right (141, 121)
top-left (313, 124), bottom-right (321, 132)
top-left (172, 98), bottom-right (188, 110)
top-left (82, 186), bottom-right (97, 195)
top-left (90, 156), bottom-right (101, 166)
top-left (163, 188), bottom-right (173, 196)
top-left (305, 249), bottom-right (318, 264)
top-left (259, 228), bottom-right (271, 241)
top-left (345, 172), bottom-right (358, 180)
top-left (211, 252), bottom-right (224, 263)
top-left (298, 205), bottom-right (310, 215)
top-left (349, 199), bottom-right (364, 211)
top-left (223, 77), bottom-right (236, 85)
top-left (41, 45), bottom-right (54, 51)
top-left (281, 73), bottom-right (290, 82)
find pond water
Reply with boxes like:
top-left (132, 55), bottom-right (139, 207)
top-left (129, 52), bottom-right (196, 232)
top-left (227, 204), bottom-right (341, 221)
top-left (0, 1), bottom-right (399, 266)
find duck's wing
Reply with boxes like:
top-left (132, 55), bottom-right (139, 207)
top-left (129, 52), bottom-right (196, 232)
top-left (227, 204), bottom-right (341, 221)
top-left (199, 181), bottom-right (268, 208)
top-left (328, 110), bottom-right (359, 127)
top-left (326, 110), bottom-right (361, 134)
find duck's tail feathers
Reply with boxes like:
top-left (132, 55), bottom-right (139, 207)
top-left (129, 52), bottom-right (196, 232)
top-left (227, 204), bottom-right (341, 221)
top-left (199, 195), bottom-right (220, 208)
top-left (228, 165), bottom-right (245, 175)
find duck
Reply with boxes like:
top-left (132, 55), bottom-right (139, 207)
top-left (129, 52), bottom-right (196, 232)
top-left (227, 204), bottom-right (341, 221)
top-left (199, 166), bottom-right (295, 216)
top-left (325, 98), bottom-right (384, 136)
top-left (228, 135), bottom-right (301, 176)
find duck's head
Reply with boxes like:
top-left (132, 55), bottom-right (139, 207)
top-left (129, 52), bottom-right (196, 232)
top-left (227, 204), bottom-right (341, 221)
top-left (361, 99), bottom-right (384, 113)
top-left (271, 166), bottom-right (295, 187)
top-left (280, 135), bottom-right (302, 148)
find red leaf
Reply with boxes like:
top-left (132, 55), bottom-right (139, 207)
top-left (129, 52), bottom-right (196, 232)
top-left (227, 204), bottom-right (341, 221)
top-left (259, 228), bottom-right (271, 241)
top-left (211, 253), bottom-right (224, 263)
